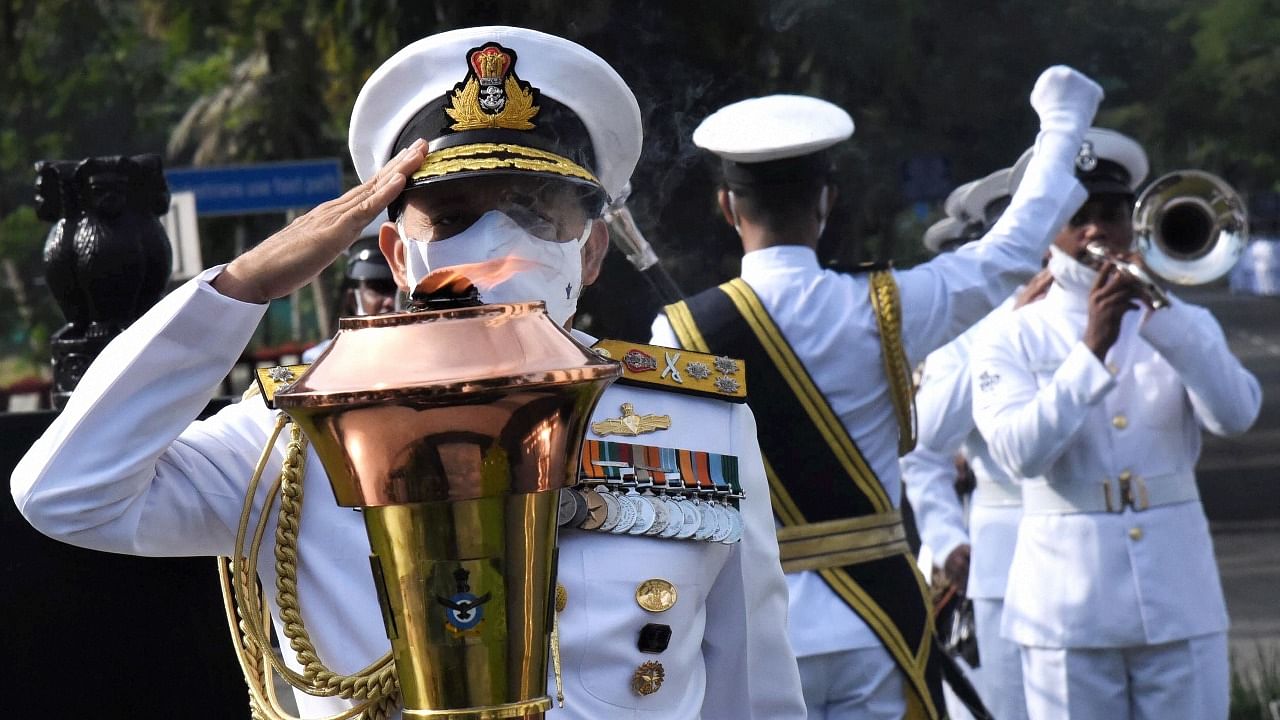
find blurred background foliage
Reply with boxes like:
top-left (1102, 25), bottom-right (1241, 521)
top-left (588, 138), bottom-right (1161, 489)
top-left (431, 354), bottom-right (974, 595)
top-left (3, 0), bottom-right (1280, 377)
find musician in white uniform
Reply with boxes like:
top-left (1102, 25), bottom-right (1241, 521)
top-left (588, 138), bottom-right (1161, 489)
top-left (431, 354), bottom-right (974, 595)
top-left (903, 167), bottom-right (1035, 720)
top-left (12, 27), bottom-right (805, 720)
top-left (652, 68), bottom-right (1103, 719)
top-left (970, 128), bottom-right (1261, 719)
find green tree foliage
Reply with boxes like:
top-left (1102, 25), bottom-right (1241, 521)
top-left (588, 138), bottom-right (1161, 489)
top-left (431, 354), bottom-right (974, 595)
top-left (2, 0), bottom-right (1279, 360)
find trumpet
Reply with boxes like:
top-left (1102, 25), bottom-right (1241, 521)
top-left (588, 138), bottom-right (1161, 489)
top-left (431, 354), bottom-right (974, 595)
top-left (1085, 170), bottom-right (1248, 309)
top-left (1083, 242), bottom-right (1171, 309)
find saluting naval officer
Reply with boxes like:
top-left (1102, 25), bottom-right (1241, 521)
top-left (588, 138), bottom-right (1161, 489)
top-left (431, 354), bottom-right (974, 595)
top-left (12, 26), bottom-right (805, 720)
top-left (902, 166), bottom-right (1036, 720)
top-left (652, 68), bottom-right (1103, 720)
top-left (970, 128), bottom-right (1261, 720)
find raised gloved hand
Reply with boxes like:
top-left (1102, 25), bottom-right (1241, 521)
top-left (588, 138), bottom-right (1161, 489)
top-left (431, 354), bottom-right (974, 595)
top-left (1031, 65), bottom-right (1103, 137)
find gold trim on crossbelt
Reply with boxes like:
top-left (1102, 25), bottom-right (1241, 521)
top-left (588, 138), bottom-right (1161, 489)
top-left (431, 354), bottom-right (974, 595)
top-left (716, 279), bottom-right (892, 511)
top-left (775, 510), bottom-right (904, 542)
top-left (781, 541), bottom-right (912, 573)
top-left (777, 512), bottom-right (907, 572)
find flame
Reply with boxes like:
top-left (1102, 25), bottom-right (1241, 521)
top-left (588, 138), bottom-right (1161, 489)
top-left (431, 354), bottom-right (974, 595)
top-left (412, 256), bottom-right (541, 298)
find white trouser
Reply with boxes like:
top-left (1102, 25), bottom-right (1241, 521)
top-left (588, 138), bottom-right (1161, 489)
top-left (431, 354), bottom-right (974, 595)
top-left (798, 645), bottom-right (905, 720)
top-left (973, 598), bottom-right (1028, 720)
top-left (1020, 632), bottom-right (1228, 720)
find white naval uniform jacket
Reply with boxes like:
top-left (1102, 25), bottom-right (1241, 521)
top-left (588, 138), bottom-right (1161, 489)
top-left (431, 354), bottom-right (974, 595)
top-left (970, 283), bottom-right (1261, 648)
top-left (901, 297), bottom-right (1022, 601)
top-left (652, 146), bottom-right (1088, 657)
top-left (11, 268), bottom-right (805, 720)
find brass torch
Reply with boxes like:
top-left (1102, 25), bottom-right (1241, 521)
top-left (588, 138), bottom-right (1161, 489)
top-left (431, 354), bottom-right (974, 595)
top-left (274, 301), bottom-right (618, 719)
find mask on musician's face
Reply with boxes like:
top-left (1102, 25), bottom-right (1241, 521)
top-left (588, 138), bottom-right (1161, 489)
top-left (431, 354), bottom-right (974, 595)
top-left (1047, 244), bottom-right (1098, 295)
top-left (397, 210), bottom-right (590, 326)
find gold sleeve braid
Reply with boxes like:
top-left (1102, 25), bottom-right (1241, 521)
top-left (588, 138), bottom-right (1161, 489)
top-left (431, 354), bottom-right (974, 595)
top-left (868, 271), bottom-right (917, 456)
top-left (219, 414), bottom-right (400, 720)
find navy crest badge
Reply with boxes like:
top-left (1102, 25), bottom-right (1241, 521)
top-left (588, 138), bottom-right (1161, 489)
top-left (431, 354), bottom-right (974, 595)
top-left (446, 42), bottom-right (540, 132)
top-left (1075, 140), bottom-right (1098, 172)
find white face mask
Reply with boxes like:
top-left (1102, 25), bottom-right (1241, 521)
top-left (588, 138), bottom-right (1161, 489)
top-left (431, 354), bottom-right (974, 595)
top-left (397, 210), bottom-right (590, 326)
top-left (1047, 245), bottom-right (1098, 296)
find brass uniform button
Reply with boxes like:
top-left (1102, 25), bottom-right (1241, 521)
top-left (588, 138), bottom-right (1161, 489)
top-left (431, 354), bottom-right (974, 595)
top-left (635, 578), bottom-right (678, 613)
top-left (555, 583), bottom-right (568, 613)
top-left (1107, 362), bottom-right (1119, 375)
top-left (631, 660), bottom-right (665, 696)
top-left (1112, 414), bottom-right (1129, 429)
top-left (1129, 527), bottom-right (1143, 541)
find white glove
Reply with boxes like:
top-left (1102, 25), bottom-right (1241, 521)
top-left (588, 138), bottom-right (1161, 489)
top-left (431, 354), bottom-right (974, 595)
top-left (1030, 65), bottom-right (1103, 137)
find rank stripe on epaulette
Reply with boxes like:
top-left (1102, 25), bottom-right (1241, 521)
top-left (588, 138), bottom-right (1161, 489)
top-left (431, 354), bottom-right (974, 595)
top-left (579, 440), bottom-right (741, 494)
top-left (591, 339), bottom-right (747, 402)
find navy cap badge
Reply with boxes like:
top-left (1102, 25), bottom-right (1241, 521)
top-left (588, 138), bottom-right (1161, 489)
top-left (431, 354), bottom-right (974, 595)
top-left (447, 43), bottom-right (540, 132)
top-left (1075, 140), bottom-right (1098, 172)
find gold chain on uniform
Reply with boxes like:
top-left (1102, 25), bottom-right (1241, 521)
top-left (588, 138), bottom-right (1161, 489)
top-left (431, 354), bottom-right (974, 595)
top-left (219, 414), bottom-right (400, 720)
top-left (868, 270), bottom-right (917, 456)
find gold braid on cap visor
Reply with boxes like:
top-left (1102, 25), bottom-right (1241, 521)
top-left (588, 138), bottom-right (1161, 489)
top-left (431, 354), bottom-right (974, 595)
top-left (411, 142), bottom-right (600, 185)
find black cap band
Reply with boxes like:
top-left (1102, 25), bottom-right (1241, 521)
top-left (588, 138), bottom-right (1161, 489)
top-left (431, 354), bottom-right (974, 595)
top-left (1078, 159), bottom-right (1134, 197)
top-left (392, 94), bottom-right (598, 185)
top-left (721, 151), bottom-right (834, 189)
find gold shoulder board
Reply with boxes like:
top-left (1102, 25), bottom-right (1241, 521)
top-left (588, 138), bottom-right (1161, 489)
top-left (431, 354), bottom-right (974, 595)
top-left (253, 364), bottom-right (311, 409)
top-left (591, 340), bottom-right (747, 403)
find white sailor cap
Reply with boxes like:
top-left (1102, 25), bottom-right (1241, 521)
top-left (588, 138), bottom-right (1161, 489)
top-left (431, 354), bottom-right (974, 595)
top-left (943, 180), bottom-right (980, 222)
top-left (692, 95), bottom-right (853, 185)
top-left (1010, 127), bottom-right (1149, 197)
top-left (961, 167), bottom-right (1014, 228)
top-left (923, 216), bottom-right (973, 253)
top-left (349, 26), bottom-right (642, 208)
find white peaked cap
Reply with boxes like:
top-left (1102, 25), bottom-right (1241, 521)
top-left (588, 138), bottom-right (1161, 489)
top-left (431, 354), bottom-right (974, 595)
top-left (349, 26), bottom-right (642, 203)
top-left (692, 95), bottom-right (854, 163)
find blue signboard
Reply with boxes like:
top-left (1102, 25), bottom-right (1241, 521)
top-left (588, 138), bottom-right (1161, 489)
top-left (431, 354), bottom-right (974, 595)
top-left (165, 159), bottom-right (344, 216)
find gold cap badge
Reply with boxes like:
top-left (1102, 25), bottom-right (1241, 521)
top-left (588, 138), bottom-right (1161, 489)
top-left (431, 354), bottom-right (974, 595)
top-left (446, 42), bottom-right (539, 132)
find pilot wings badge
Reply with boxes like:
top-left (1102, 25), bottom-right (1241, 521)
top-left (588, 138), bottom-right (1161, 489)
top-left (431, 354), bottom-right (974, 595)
top-left (591, 403), bottom-right (671, 437)
top-left (437, 567), bottom-right (492, 635)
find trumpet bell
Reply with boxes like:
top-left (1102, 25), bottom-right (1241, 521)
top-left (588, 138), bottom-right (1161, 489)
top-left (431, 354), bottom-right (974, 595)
top-left (1134, 170), bottom-right (1248, 286)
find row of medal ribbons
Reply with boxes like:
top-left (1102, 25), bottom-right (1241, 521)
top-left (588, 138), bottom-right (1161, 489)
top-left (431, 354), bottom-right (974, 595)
top-left (557, 440), bottom-right (744, 544)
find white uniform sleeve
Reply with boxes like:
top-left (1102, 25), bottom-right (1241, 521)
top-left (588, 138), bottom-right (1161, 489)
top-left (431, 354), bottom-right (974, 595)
top-left (900, 343), bottom-right (972, 560)
top-left (11, 267), bottom-right (275, 557)
top-left (895, 141), bottom-right (1088, 364)
top-left (970, 322), bottom-right (1115, 480)
top-left (1140, 299), bottom-right (1261, 437)
top-left (900, 447), bottom-right (968, 561)
top-left (649, 313), bottom-right (681, 348)
top-left (700, 403), bottom-right (805, 719)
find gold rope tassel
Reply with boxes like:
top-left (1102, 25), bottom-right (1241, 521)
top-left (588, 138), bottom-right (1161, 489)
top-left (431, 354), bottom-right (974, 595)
top-left (218, 413), bottom-right (400, 720)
